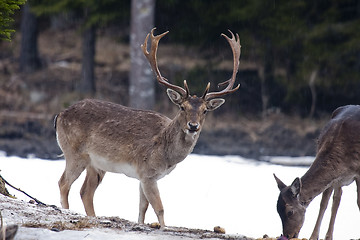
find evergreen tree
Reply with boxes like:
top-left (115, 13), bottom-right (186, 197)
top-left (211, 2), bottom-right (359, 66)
top-left (0, 0), bottom-right (26, 40)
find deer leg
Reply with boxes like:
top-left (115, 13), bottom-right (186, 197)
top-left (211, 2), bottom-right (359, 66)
top-left (58, 157), bottom-right (86, 209)
top-left (138, 183), bottom-right (149, 224)
top-left (325, 187), bottom-right (342, 240)
top-left (80, 166), bottom-right (106, 216)
top-left (309, 187), bottom-right (333, 240)
top-left (356, 178), bottom-right (360, 210)
top-left (140, 180), bottom-right (165, 228)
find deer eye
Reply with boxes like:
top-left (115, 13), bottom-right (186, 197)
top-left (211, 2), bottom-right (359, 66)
top-left (180, 106), bottom-right (185, 111)
top-left (203, 109), bottom-right (207, 114)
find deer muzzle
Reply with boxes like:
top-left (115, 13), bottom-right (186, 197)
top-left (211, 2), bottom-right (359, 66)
top-left (187, 122), bottom-right (200, 133)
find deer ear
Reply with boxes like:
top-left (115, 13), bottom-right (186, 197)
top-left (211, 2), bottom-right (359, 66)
top-left (290, 177), bottom-right (302, 197)
top-left (167, 89), bottom-right (183, 105)
top-left (207, 98), bottom-right (225, 111)
top-left (274, 173), bottom-right (287, 191)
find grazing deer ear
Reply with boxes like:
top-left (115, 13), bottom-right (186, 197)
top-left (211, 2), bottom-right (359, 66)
top-left (206, 98), bottom-right (225, 111)
top-left (167, 89), bottom-right (183, 105)
top-left (290, 177), bottom-right (302, 197)
top-left (274, 173), bottom-right (287, 191)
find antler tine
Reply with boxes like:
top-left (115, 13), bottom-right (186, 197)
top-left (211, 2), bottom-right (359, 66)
top-left (141, 28), bottom-right (187, 97)
top-left (204, 30), bottom-right (241, 100)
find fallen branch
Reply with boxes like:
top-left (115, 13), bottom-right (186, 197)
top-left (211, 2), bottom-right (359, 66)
top-left (0, 174), bottom-right (46, 206)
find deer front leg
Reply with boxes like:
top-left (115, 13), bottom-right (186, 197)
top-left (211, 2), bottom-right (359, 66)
top-left (140, 180), bottom-right (165, 228)
top-left (325, 187), bottom-right (342, 240)
top-left (138, 183), bottom-right (149, 224)
top-left (310, 187), bottom-right (333, 240)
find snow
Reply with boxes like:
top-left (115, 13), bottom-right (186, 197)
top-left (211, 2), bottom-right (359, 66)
top-left (16, 227), bottom-right (213, 240)
top-left (0, 154), bottom-right (359, 239)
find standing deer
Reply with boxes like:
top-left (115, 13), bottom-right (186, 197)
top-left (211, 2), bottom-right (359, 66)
top-left (274, 105), bottom-right (360, 239)
top-left (55, 28), bottom-right (241, 228)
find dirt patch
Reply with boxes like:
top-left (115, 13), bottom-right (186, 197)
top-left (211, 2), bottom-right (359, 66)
top-left (0, 111), bottom-right (60, 159)
top-left (191, 114), bottom-right (322, 159)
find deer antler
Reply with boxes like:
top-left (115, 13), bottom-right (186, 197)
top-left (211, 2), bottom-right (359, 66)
top-left (141, 28), bottom-right (189, 97)
top-left (203, 30), bottom-right (241, 100)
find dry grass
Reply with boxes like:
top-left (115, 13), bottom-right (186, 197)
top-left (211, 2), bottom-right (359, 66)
top-left (23, 218), bottom-right (98, 231)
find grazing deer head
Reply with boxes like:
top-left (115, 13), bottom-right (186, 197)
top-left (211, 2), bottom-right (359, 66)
top-left (274, 175), bottom-right (306, 239)
top-left (56, 28), bottom-right (241, 228)
top-left (274, 105), bottom-right (360, 240)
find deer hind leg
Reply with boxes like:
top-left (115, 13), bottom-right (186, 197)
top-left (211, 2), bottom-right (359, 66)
top-left (310, 187), bottom-right (333, 240)
top-left (140, 180), bottom-right (165, 228)
top-left (138, 183), bottom-right (149, 224)
top-left (58, 155), bottom-right (87, 209)
top-left (80, 166), bottom-right (106, 216)
top-left (356, 178), bottom-right (360, 210)
top-left (325, 187), bottom-right (342, 240)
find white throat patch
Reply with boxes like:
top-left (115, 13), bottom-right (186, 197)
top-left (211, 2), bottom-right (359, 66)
top-left (184, 129), bottom-right (198, 140)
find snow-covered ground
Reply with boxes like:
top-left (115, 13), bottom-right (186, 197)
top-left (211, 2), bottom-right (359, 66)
top-left (0, 154), bottom-right (359, 239)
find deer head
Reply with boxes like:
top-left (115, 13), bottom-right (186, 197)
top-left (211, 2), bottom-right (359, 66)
top-left (141, 28), bottom-right (241, 137)
top-left (274, 174), bottom-right (306, 239)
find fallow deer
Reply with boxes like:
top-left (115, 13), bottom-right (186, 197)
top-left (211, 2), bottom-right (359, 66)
top-left (274, 105), bottom-right (360, 239)
top-left (55, 28), bottom-right (241, 228)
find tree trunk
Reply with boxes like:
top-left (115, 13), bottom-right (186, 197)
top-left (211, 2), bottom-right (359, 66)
top-left (260, 40), bottom-right (274, 118)
top-left (129, 0), bottom-right (156, 110)
top-left (78, 25), bottom-right (96, 94)
top-left (308, 70), bottom-right (318, 118)
top-left (19, 3), bottom-right (41, 73)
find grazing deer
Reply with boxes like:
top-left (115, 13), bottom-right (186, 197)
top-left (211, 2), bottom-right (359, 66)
top-left (274, 105), bottom-right (360, 239)
top-left (55, 28), bottom-right (241, 228)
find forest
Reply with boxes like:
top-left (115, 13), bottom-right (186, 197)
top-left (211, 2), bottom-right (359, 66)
top-left (0, 0), bottom-right (359, 158)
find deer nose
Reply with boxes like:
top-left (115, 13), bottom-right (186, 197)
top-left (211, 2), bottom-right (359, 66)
top-left (188, 122), bottom-right (199, 131)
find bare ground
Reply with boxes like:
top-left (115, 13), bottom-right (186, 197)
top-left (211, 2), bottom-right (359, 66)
top-left (0, 194), bottom-right (255, 240)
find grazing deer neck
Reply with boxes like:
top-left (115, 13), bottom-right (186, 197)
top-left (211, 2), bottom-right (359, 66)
top-left (299, 164), bottom-right (332, 206)
top-left (299, 151), bottom-right (351, 206)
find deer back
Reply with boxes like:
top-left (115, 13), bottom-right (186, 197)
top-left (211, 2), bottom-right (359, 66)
top-left (56, 100), bottom-right (174, 171)
top-left (311, 105), bottom-right (360, 180)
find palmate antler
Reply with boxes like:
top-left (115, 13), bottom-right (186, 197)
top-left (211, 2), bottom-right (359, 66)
top-left (203, 30), bottom-right (241, 100)
top-left (141, 28), bottom-right (189, 98)
top-left (141, 28), bottom-right (241, 100)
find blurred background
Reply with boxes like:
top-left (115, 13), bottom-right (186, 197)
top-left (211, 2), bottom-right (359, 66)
top-left (0, 0), bottom-right (359, 160)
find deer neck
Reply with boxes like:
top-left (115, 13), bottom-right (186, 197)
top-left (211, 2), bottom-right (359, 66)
top-left (160, 115), bottom-right (200, 166)
top-left (299, 155), bottom-right (342, 207)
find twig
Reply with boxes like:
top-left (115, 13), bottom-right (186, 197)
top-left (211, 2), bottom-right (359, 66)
top-left (0, 174), bottom-right (46, 206)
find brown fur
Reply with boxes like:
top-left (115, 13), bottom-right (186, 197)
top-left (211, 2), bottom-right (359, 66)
top-left (274, 105), bottom-right (360, 239)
